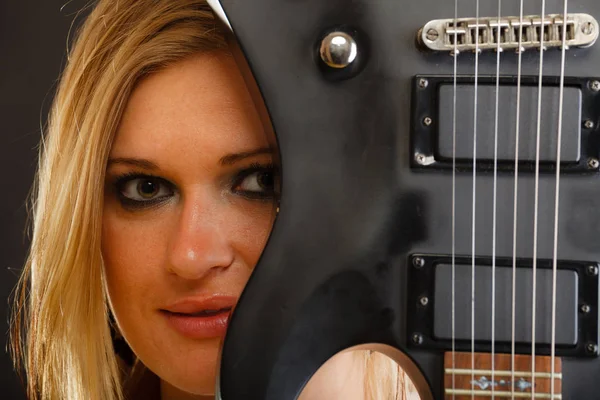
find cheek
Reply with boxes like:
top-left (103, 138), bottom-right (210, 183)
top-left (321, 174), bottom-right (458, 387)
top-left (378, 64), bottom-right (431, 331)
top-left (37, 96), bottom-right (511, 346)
top-left (101, 209), bottom-right (169, 315)
top-left (100, 199), bottom-right (276, 393)
top-left (101, 200), bottom-right (275, 290)
top-left (229, 203), bottom-right (276, 268)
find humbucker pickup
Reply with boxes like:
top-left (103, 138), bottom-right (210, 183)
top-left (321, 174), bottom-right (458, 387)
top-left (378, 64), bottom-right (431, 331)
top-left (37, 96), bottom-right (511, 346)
top-left (419, 13), bottom-right (599, 54)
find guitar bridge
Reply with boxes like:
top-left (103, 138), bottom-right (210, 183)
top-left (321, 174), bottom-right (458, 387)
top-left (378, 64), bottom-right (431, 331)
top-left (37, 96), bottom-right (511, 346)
top-left (418, 14), bottom-right (598, 54)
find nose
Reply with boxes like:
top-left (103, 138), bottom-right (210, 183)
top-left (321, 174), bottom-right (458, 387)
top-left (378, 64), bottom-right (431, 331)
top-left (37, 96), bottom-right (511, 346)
top-left (167, 192), bottom-right (235, 280)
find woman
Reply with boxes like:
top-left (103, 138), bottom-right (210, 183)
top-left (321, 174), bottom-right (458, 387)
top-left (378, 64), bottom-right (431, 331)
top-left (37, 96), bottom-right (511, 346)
top-left (10, 0), bottom-right (418, 399)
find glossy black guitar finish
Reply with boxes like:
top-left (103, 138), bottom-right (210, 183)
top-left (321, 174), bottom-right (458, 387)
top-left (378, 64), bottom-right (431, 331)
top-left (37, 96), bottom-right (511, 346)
top-left (211, 1), bottom-right (600, 399)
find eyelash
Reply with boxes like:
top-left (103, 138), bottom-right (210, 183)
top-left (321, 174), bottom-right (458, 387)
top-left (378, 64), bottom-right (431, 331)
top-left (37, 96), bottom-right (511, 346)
top-left (113, 172), bottom-right (173, 210)
top-left (232, 162), bottom-right (279, 200)
top-left (112, 163), bottom-right (279, 211)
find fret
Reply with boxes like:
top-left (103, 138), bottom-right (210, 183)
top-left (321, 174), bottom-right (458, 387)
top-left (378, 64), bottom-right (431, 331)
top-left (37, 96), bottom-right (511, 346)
top-left (445, 389), bottom-right (562, 399)
top-left (444, 368), bottom-right (562, 379)
top-left (444, 352), bottom-right (562, 400)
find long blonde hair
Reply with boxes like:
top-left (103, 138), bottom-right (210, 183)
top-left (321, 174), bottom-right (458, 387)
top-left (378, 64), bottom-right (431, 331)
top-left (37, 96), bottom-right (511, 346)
top-left (10, 1), bottom-right (225, 399)
top-left (362, 351), bottom-right (419, 400)
top-left (10, 1), bottom-right (413, 399)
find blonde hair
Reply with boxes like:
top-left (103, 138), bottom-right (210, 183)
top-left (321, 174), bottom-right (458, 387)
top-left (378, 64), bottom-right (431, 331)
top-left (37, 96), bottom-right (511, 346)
top-left (362, 351), bottom-right (419, 400)
top-left (10, 1), bottom-right (225, 399)
top-left (10, 1), bottom-right (415, 399)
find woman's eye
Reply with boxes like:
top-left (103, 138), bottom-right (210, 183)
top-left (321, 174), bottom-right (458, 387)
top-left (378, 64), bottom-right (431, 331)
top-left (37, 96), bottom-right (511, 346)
top-left (235, 166), bottom-right (279, 198)
top-left (117, 176), bottom-right (173, 202)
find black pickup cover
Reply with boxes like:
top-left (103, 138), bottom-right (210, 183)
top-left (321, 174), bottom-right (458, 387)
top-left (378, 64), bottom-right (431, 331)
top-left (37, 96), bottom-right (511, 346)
top-left (411, 75), bottom-right (600, 173)
top-left (407, 254), bottom-right (600, 358)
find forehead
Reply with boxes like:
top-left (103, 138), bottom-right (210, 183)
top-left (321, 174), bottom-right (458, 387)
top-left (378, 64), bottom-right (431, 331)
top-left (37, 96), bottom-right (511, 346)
top-left (110, 51), bottom-right (268, 164)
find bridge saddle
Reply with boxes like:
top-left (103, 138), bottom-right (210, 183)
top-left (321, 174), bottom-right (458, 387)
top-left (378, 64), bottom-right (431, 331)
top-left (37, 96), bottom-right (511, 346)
top-left (419, 13), bottom-right (598, 54)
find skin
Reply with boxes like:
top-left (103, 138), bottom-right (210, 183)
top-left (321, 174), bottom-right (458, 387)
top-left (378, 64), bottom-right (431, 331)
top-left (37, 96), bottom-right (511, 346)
top-left (102, 50), bottom-right (367, 399)
top-left (102, 51), bottom-right (277, 399)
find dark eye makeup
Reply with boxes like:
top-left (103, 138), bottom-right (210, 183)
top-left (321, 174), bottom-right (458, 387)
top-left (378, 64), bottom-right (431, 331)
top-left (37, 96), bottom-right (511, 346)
top-left (231, 162), bottom-right (279, 200)
top-left (111, 162), bottom-right (280, 211)
top-left (113, 172), bottom-right (174, 211)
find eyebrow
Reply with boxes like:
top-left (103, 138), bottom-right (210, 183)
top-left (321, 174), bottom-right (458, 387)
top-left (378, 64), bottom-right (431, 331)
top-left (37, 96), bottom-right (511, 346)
top-left (219, 147), bottom-right (274, 166)
top-left (106, 157), bottom-right (159, 170)
top-left (107, 147), bottom-right (274, 170)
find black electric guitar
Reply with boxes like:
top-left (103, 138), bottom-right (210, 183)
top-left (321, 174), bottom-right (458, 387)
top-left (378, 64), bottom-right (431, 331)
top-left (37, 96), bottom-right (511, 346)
top-left (208, 0), bottom-right (600, 398)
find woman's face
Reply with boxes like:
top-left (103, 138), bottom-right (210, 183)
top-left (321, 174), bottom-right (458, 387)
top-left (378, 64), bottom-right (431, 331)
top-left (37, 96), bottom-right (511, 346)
top-left (102, 51), bottom-right (277, 396)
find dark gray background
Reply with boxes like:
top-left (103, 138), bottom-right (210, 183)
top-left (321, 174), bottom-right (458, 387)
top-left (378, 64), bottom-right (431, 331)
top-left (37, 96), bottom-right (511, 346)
top-left (1, 0), bottom-right (88, 395)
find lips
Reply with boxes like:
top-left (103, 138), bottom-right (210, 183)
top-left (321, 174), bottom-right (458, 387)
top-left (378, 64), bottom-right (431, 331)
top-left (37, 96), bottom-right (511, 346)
top-left (170, 308), bottom-right (231, 317)
top-left (161, 295), bottom-right (236, 339)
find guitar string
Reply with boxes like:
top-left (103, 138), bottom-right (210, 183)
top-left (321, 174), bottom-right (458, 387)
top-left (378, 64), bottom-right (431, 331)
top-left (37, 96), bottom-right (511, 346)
top-left (511, 1), bottom-right (525, 398)
top-left (491, 1), bottom-right (503, 398)
top-left (452, 0), bottom-right (458, 398)
top-left (532, 1), bottom-right (547, 397)
top-left (471, 1), bottom-right (480, 398)
top-left (492, 0), bottom-right (502, 400)
top-left (551, 1), bottom-right (569, 398)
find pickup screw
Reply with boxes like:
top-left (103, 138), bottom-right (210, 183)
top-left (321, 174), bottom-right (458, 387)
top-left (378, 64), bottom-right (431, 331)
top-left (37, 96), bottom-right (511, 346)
top-left (590, 80), bottom-right (600, 92)
top-left (588, 158), bottom-right (600, 170)
top-left (426, 29), bottom-right (439, 42)
top-left (413, 257), bottom-right (425, 268)
top-left (584, 120), bottom-right (595, 129)
top-left (415, 153), bottom-right (427, 165)
top-left (583, 22), bottom-right (595, 36)
top-left (412, 333), bottom-right (424, 345)
top-left (419, 296), bottom-right (429, 307)
top-left (423, 116), bottom-right (433, 126)
top-left (587, 265), bottom-right (599, 276)
top-left (418, 78), bottom-right (429, 88)
top-left (586, 342), bottom-right (598, 354)
top-left (581, 304), bottom-right (591, 314)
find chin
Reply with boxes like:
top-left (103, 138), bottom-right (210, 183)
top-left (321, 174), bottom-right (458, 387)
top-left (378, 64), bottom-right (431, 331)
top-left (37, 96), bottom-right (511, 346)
top-left (157, 338), bottom-right (222, 396)
top-left (174, 372), bottom-right (217, 396)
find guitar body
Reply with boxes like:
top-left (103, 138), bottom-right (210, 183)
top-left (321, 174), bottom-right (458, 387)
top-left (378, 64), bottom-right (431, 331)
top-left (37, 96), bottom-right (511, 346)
top-left (210, 1), bottom-right (600, 398)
